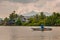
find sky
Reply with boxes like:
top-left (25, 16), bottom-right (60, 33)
top-left (0, 0), bottom-right (60, 18)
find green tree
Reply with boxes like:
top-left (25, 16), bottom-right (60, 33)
top-left (15, 18), bottom-right (22, 26)
top-left (55, 19), bottom-right (60, 26)
top-left (9, 11), bottom-right (18, 20)
top-left (40, 12), bottom-right (46, 19)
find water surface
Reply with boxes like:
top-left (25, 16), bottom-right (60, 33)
top-left (0, 26), bottom-right (60, 40)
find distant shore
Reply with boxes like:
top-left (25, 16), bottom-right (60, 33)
top-left (0, 11), bottom-right (60, 26)
top-left (0, 26), bottom-right (60, 27)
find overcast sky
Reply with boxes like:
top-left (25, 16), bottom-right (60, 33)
top-left (0, 0), bottom-right (60, 18)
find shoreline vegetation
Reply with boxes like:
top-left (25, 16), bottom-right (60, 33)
top-left (0, 11), bottom-right (60, 26)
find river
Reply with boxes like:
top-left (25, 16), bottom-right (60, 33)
top-left (0, 26), bottom-right (60, 40)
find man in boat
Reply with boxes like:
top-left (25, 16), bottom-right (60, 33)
top-left (41, 24), bottom-right (44, 31)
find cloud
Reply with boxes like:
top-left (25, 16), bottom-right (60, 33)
top-left (0, 1), bottom-right (19, 18)
top-left (0, 0), bottom-right (60, 18)
top-left (0, 0), bottom-right (54, 3)
top-left (10, 0), bottom-right (38, 3)
top-left (56, 2), bottom-right (60, 7)
top-left (0, 0), bottom-right (39, 3)
top-left (16, 0), bottom-right (60, 14)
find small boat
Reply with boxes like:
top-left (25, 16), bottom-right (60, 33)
top-left (31, 28), bottom-right (52, 31)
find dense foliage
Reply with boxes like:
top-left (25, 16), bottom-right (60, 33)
top-left (2, 11), bottom-right (60, 26)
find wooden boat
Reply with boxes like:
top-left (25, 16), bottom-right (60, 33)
top-left (31, 28), bottom-right (52, 31)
